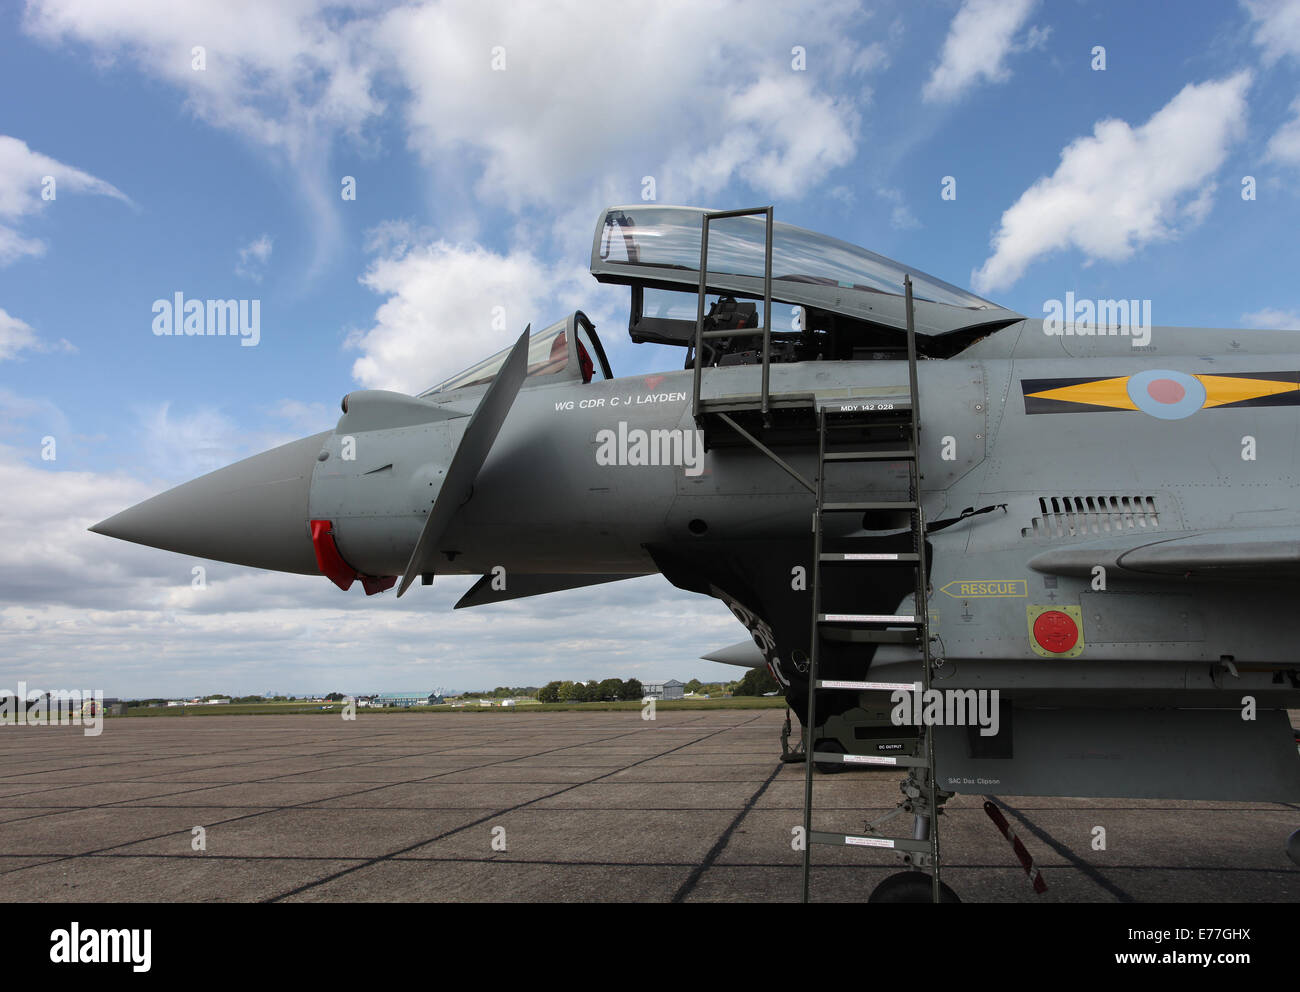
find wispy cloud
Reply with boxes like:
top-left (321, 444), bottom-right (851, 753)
top-left (235, 234), bottom-right (273, 282)
top-left (1241, 307), bottom-right (1300, 328)
top-left (922, 0), bottom-right (1039, 103)
top-left (0, 134), bottom-right (131, 266)
top-left (0, 307), bottom-right (75, 360)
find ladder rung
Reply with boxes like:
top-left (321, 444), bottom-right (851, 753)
top-left (809, 831), bottom-right (931, 853)
top-left (821, 628), bottom-right (919, 644)
top-left (823, 501), bottom-right (917, 512)
top-left (823, 450), bottom-right (915, 462)
top-left (818, 552), bottom-right (919, 563)
top-left (811, 751), bottom-right (927, 768)
top-left (814, 679), bottom-right (922, 691)
top-left (818, 613), bottom-right (920, 625)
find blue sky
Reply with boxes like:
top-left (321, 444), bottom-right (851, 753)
top-left (3, 0), bottom-right (1300, 697)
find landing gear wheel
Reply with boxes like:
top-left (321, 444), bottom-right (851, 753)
top-left (868, 871), bottom-right (960, 903)
top-left (813, 738), bottom-right (845, 774)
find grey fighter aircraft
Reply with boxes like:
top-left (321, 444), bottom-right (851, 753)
top-left (93, 205), bottom-right (1300, 902)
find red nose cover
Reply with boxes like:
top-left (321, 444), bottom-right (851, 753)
top-left (310, 519), bottom-right (356, 591)
top-left (310, 520), bottom-right (398, 595)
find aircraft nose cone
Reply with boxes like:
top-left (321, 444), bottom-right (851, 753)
top-left (91, 431), bottom-right (329, 575)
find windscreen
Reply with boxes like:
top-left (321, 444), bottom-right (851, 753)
top-left (420, 318), bottom-right (569, 396)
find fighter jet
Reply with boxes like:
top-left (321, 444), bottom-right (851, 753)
top-left (93, 205), bottom-right (1300, 901)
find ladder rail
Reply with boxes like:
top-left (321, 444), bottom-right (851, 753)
top-left (800, 408), bottom-right (826, 903)
top-left (904, 272), bottom-right (941, 902)
top-left (691, 206), bottom-right (774, 425)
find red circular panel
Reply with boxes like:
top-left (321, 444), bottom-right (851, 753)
top-left (1146, 378), bottom-right (1186, 404)
top-left (1033, 610), bottom-right (1079, 653)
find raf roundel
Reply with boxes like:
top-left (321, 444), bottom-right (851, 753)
top-left (1125, 369), bottom-right (1206, 420)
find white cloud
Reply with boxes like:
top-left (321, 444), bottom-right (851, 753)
top-left (0, 134), bottom-right (130, 266)
top-left (922, 0), bottom-right (1038, 103)
top-left (26, 1), bottom-right (877, 231)
top-left (24, 2), bottom-right (382, 148)
top-left (235, 233), bottom-right (273, 281)
top-left (0, 308), bottom-right (40, 360)
top-left (0, 308), bottom-right (76, 361)
top-left (1265, 97), bottom-right (1300, 165)
top-left (1243, 0), bottom-right (1300, 63)
top-left (973, 72), bottom-right (1253, 293)
top-left (377, 1), bottom-right (873, 209)
top-left (1241, 307), bottom-right (1300, 328)
top-left (348, 235), bottom-right (593, 394)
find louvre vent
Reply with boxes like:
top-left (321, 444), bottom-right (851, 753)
top-left (1021, 495), bottom-right (1159, 539)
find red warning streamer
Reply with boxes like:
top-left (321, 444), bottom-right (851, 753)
top-left (983, 800), bottom-right (1048, 894)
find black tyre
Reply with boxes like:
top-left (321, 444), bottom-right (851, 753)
top-left (868, 870), bottom-right (960, 903)
top-left (813, 738), bottom-right (846, 774)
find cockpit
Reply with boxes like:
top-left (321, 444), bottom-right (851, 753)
top-left (421, 311), bottom-right (612, 397)
top-left (421, 206), bottom-right (1021, 396)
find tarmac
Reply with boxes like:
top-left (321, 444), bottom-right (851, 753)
top-left (0, 709), bottom-right (1295, 902)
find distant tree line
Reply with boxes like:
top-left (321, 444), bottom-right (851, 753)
top-left (456, 686), bottom-right (539, 699)
top-left (537, 679), bottom-right (645, 703)
top-left (731, 668), bottom-right (780, 696)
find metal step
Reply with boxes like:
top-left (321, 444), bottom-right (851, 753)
top-left (809, 831), bottom-right (931, 853)
top-left (823, 449), bottom-right (915, 462)
top-left (823, 500), bottom-right (917, 512)
top-left (811, 751), bottom-right (927, 768)
top-left (820, 628), bottom-right (919, 644)
top-left (818, 551), bottom-right (919, 563)
top-left (814, 679), bottom-right (921, 691)
top-left (818, 612), bottom-right (920, 625)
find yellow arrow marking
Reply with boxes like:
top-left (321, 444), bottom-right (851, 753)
top-left (1025, 376), bottom-right (1139, 410)
top-left (1196, 375), bottom-right (1299, 408)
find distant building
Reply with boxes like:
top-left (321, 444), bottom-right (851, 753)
top-left (372, 692), bottom-right (443, 708)
top-left (642, 679), bottom-right (685, 701)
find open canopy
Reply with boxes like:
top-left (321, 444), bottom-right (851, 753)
top-left (589, 205), bottom-right (1021, 342)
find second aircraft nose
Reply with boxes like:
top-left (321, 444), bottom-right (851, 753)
top-left (90, 432), bottom-right (328, 575)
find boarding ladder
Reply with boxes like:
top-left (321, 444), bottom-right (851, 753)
top-left (686, 208), bottom-right (944, 902)
top-left (798, 275), bottom-right (943, 903)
